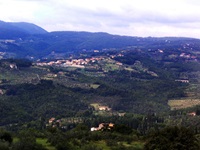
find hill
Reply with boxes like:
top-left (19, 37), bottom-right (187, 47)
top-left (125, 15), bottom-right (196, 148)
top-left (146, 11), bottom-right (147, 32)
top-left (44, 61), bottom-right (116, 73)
top-left (9, 22), bottom-right (48, 35)
top-left (1, 21), bottom-right (200, 133)
top-left (20, 32), bottom-right (200, 59)
top-left (0, 20), bottom-right (29, 39)
top-left (1, 22), bottom-right (200, 149)
top-left (0, 45), bottom-right (196, 128)
top-left (1, 21), bottom-right (200, 59)
top-left (0, 20), bottom-right (47, 38)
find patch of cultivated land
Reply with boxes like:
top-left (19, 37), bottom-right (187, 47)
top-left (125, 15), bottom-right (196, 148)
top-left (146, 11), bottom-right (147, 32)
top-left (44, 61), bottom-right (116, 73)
top-left (168, 99), bottom-right (200, 110)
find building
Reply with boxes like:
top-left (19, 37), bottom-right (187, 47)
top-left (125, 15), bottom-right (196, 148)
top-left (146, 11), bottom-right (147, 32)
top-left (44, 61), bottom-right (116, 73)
top-left (91, 123), bottom-right (114, 131)
top-left (99, 106), bottom-right (111, 111)
top-left (48, 117), bottom-right (56, 124)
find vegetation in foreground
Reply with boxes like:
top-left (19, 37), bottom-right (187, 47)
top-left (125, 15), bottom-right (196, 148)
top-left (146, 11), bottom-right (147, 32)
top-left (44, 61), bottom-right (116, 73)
top-left (1, 124), bottom-right (200, 150)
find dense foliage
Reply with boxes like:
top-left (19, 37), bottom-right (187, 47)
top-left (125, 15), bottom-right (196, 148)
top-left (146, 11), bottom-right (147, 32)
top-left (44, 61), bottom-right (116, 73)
top-left (144, 126), bottom-right (200, 150)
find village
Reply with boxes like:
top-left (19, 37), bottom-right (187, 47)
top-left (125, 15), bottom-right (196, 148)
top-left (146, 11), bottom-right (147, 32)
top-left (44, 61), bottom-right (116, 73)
top-left (35, 52), bottom-right (124, 69)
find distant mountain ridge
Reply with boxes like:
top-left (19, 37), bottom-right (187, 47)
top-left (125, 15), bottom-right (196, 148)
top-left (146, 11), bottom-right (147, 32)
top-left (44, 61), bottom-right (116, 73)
top-left (0, 20), bottom-right (200, 59)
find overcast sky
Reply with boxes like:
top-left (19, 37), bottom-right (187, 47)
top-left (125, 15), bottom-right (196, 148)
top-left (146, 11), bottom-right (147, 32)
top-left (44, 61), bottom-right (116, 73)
top-left (1, 0), bottom-right (200, 38)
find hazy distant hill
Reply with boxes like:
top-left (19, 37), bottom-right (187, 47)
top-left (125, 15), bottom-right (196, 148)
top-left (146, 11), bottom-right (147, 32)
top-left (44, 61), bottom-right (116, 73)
top-left (0, 20), bottom-right (47, 39)
top-left (0, 21), bottom-right (200, 59)
top-left (0, 20), bottom-right (29, 39)
top-left (23, 31), bottom-right (200, 59)
top-left (10, 22), bottom-right (48, 35)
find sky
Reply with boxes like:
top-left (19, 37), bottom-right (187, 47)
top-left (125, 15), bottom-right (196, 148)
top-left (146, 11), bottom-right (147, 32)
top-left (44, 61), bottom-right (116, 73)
top-left (1, 0), bottom-right (200, 38)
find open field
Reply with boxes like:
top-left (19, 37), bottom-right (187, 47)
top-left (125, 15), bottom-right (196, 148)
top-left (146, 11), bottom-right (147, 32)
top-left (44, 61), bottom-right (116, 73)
top-left (168, 99), bottom-right (200, 110)
top-left (93, 140), bottom-right (144, 150)
top-left (13, 138), bottom-right (56, 150)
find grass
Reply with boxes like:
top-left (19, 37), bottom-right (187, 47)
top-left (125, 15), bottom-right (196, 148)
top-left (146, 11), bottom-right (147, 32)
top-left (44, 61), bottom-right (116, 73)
top-left (124, 67), bottom-right (135, 71)
top-left (131, 141), bottom-right (144, 150)
top-left (168, 99), bottom-right (200, 110)
top-left (105, 64), bottom-right (119, 71)
top-left (13, 138), bottom-right (56, 150)
top-left (94, 140), bottom-right (144, 150)
top-left (14, 137), bottom-right (144, 150)
top-left (94, 141), bottom-right (111, 150)
top-left (90, 84), bottom-right (100, 89)
top-left (94, 111), bottom-right (113, 116)
top-left (0, 66), bottom-right (48, 85)
top-left (13, 138), bottom-right (19, 143)
top-left (36, 138), bottom-right (56, 150)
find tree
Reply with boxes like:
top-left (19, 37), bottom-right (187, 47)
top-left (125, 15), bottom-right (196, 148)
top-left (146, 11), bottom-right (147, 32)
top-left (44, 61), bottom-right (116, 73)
top-left (0, 130), bottom-right (13, 144)
top-left (144, 126), bottom-right (200, 150)
top-left (56, 142), bottom-right (74, 150)
top-left (0, 141), bottom-right (9, 150)
top-left (0, 132), bottom-right (12, 145)
top-left (113, 124), bottom-right (133, 135)
top-left (13, 130), bottom-right (47, 150)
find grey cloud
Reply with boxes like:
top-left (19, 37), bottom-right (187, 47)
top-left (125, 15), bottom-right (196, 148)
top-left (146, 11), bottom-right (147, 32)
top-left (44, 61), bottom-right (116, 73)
top-left (6, 0), bottom-right (200, 38)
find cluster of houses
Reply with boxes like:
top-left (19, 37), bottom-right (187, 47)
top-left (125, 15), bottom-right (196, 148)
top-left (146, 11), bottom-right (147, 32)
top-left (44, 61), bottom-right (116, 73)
top-left (47, 117), bottom-right (115, 132)
top-left (110, 53), bottom-right (124, 59)
top-left (9, 64), bottom-right (18, 69)
top-left (175, 79), bottom-right (189, 83)
top-left (179, 52), bottom-right (197, 60)
top-left (98, 105), bottom-right (111, 111)
top-left (47, 117), bottom-right (84, 128)
top-left (35, 52), bottom-right (126, 69)
top-left (36, 57), bottom-right (106, 68)
top-left (48, 117), bottom-right (62, 128)
top-left (91, 123), bottom-right (114, 131)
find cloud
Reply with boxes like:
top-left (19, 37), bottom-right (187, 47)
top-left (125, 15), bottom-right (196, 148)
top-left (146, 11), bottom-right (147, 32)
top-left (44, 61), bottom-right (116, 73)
top-left (1, 0), bottom-right (200, 38)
